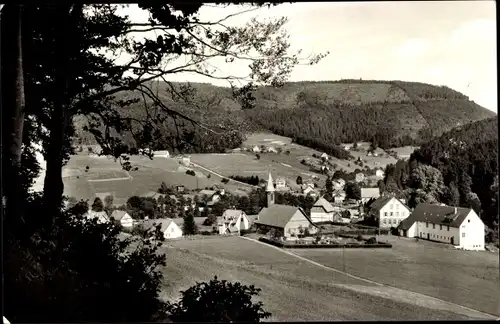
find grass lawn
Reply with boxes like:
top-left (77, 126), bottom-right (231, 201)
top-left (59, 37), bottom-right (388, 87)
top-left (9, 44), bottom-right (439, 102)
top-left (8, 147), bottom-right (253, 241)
top-left (290, 235), bottom-right (500, 316)
top-left (160, 236), bottom-right (492, 321)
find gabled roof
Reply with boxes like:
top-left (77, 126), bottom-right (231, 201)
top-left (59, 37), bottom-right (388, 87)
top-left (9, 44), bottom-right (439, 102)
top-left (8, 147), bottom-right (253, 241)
top-left (199, 189), bottom-right (216, 197)
top-left (361, 188), bottom-right (380, 199)
top-left (398, 203), bottom-right (473, 230)
top-left (222, 209), bottom-right (245, 219)
top-left (369, 196), bottom-right (393, 211)
top-left (84, 210), bottom-right (110, 223)
top-left (313, 197), bottom-right (335, 213)
top-left (256, 204), bottom-right (315, 228)
top-left (142, 218), bottom-right (177, 232)
top-left (110, 210), bottom-right (130, 221)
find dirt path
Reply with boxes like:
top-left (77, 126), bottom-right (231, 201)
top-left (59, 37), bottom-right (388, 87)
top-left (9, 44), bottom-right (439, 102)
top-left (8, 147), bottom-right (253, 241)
top-left (239, 236), bottom-right (498, 319)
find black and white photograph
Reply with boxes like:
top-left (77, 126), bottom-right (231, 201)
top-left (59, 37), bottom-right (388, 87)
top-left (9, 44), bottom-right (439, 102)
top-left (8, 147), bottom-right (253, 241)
top-left (1, 1), bottom-right (498, 322)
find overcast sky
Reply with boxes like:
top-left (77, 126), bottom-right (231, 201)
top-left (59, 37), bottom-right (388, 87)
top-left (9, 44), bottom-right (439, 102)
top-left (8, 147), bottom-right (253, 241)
top-left (121, 1), bottom-right (497, 112)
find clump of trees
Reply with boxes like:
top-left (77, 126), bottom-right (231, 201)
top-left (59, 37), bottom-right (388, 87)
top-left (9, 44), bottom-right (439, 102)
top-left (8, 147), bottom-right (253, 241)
top-left (229, 175), bottom-right (260, 186)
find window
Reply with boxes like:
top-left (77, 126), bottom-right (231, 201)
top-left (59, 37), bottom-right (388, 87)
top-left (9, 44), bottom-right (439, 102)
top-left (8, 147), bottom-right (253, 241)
top-left (468, 219), bottom-right (470, 223)
top-left (426, 222), bottom-right (429, 228)
top-left (432, 224), bottom-right (435, 229)
top-left (388, 219), bottom-right (392, 225)
top-left (396, 212), bottom-right (399, 216)
top-left (171, 227), bottom-right (175, 233)
top-left (462, 233), bottom-right (466, 238)
top-left (383, 219), bottom-right (387, 225)
top-left (447, 226), bottom-right (449, 231)
top-left (384, 212), bottom-right (388, 216)
top-left (440, 225), bottom-right (442, 230)
top-left (390, 212), bottom-right (393, 217)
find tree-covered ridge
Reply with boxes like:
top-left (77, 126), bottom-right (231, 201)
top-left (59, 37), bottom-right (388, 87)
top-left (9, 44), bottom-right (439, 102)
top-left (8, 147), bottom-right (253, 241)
top-left (74, 79), bottom-right (496, 153)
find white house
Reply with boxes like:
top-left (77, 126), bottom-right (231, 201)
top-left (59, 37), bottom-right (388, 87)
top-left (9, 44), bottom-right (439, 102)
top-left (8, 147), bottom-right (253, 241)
top-left (375, 169), bottom-right (385, 178)
top-left (368, 196), bottom-right (411, 229)
top-left (199, 189), bottom-right (221, 206)
top-left (332, 179), bottom-right (346, 190)
top-left (217, 209), bottom-right (251, 235)
top-left (155, 150), bottom-right (170, 158)
top-left (360, 188), bottom-right (380, 204)
top-left (303, 186), bottom-right (318, 197)
top-left (355, 173), bottom-right (365, 183)
top-left (267, 146), bottom-right (278, 153)
top-left (110, 210), bottom-right (134, 228)
top-left (275, 177), bottom-right (287, 189)
top-left (83, 210), bottom-right (110, 224)
top-left (333, 191), bottom-right (346, 204)
top-left (320, 152), bottom-right (329, 160)
top-left (398, 203), bottom-right (485, 251)
top-left (181, 157), bottom-right (191, 166)
top-left (143, 218), bottom-right (183, 239)
top-left (252, 145), bottom-right (261, 153)
top-left (310, 197), bottom-right (335, 223)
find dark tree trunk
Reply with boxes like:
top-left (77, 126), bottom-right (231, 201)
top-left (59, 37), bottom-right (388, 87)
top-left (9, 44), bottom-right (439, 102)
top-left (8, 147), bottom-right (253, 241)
top-left (1, 4), bottom-right (26, 228)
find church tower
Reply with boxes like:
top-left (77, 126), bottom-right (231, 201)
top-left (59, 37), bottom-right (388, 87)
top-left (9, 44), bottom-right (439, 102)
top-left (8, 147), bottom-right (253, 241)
top-left (266, 171), bottom-right (275, 207)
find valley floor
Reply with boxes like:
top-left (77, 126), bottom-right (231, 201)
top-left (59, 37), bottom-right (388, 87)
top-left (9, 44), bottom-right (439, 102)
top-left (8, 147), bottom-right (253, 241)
top-left (159, 236), bottom-right (497, 321)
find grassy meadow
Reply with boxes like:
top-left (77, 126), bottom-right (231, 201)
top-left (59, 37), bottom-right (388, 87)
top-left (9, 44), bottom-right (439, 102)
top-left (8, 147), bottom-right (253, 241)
top-left (290, 235), bottom-right (500, 316)
top-left (159, 236), bottom-right (494, 321)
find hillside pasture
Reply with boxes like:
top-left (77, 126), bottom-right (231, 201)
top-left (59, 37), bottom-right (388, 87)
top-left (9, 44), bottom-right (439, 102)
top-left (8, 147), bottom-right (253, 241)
top-left (290, 235), bottom-right (500, 316)
top-left (160, 236), bottom-right (492, 321)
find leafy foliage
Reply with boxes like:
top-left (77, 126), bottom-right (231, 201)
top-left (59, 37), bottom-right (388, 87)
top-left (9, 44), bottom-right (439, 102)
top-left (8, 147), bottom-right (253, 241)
top-left (229, 175), bottom-right (260, 186)
top-left (166, 276), bottom-right (271, 322)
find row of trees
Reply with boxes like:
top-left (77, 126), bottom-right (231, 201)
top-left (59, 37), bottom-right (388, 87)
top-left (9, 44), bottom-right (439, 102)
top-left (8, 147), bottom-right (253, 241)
top-left (229, 175), bottom-right (261, 186)
top-left (2, 3), bottom-right (328, 322)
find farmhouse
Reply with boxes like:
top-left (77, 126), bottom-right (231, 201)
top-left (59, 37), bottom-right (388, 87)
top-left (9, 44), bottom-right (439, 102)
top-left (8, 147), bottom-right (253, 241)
top-left (368, 196), bottom-right (410, 229)
top-left (155, 150), bottom-right (170, 158)
top-left (320, 152), bottom-right (329, 160)
top-left (176, 185), bottom-right (185, 193)
top-left (110, 210), bottom-right (134, 228)
top-left (275, 177), bottom-right (287, 189)
top-left (355, 173), bottom-right (365, 183)
top-left (83, 210), bottom-right (110, 224)
top-left (398, 203), bottom-right (485, 250)
top-left (303, 186), bottom-right (319, 197)
top-left (267, 146), bottom-right (278, 153)
top-left (333, 190), bottom-right (346, 204)
top-left (360, 187), bottom-right (380, 204)
top-left (217, 209), bottom-right (251, 235)
top-left (198, 189), bottom-right (222, 206)
top-left (375, 169), bottom-right (385, 178)
top-left (143, 218), bottom-right (183, 239)
top-left (256, 204), bottom-right (317, 237)
top-left (310, 197), bottom-right (335, 223)
top-left (252, 145), bottom-right (261, 153)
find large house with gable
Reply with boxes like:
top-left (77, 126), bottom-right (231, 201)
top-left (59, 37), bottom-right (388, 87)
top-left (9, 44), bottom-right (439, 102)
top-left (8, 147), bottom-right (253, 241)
top-left (368, 196), bottom-right (411, 229)
top-left (310, 196), bottom-right (335, 223)
top-left (398, 203), bottom-right (485, 251)
top-left (217, 209), bottom-right (251, 235)
top-left (255, 172), bottom-right (318, 237)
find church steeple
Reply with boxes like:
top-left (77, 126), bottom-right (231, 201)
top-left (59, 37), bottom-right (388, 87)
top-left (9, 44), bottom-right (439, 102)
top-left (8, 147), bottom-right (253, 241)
top-left (266, 171), bottom-right (275, 207)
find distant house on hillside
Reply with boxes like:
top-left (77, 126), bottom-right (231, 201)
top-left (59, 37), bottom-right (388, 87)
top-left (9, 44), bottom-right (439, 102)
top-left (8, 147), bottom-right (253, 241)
top-left (199, 189), bottom-right (222, 207)
top-left (267, 146), bottom-right (278, 153)
top-left (110, 210), bottom-right (134, 228)
top-left (368, 196), bottom-right (410, 229)
top-left (360, 188), bottom-right (380, 204)
top-left (155, 150), bottom-right (170, 158)
top-left (143, 218), bottom-right (183, 239)
top-left (310, 197), bottom-right (335, 223)
top-left (217, 209), bottom-right (251, 235)
top-left (255, 205), bottom-right (317, 238)
top-left (320, 152), bottom-right (329, 160)
top-left (398, 203), bottom-right (485, 251)
top-left (275, 177), bottom-right (287, 189)
top-left (181, 156), bottom-right (191, 166)
top-left (375, 169), bottom-right (385, 178)
top-left (252, 145), bottom-right (261, 153)
top-left (355, 173), bottom-right (365, 183)
top-left (303, 186), bottom-right (319, 197)
top-left (332, 179), bottom-right (346, 190)
top-left (176, 185), bottom-right (185, 193)
top-left (333, 190), bottom-right (346, 204)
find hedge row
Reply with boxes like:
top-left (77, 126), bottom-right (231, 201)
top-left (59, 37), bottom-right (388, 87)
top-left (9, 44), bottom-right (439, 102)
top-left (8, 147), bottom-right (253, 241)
top-left (258, 237), bottom-right (392, 249)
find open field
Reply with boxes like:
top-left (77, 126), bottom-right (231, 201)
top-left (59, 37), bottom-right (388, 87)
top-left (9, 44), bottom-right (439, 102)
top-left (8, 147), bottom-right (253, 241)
top-left (290, 235), bottom-right (500, 316)
top-left (160, 236), bottom-right (494, 321)
top-left (62, 154), bottom-right (252, 202)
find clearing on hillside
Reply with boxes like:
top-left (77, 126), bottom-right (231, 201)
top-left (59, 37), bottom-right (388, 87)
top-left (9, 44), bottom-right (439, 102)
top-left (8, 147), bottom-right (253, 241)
top-left (290, 235), bottom-right (500, 317)
top-left (160, 236), bottom-right (493, 321)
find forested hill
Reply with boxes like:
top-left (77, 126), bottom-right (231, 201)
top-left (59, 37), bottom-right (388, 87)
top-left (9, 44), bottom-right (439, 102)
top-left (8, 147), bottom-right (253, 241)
top-left (411, 117), bottom-right (498, 228)
top-left (74, 79), bottom-right (496, 153)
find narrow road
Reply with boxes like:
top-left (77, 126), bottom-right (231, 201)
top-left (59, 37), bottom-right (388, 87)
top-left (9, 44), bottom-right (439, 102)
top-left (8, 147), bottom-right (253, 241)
top-left (239, 236), bottom-right (498, 320)
top-left (189, 162), bottom-right (259, 189)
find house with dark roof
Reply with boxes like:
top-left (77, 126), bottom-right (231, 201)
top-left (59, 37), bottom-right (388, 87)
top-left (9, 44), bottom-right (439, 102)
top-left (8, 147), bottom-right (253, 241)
top-left (110, 210), bottom-right (134, 228)
top-left (255, 204), bottom-right (317, 237)
top-left (368, 196), bottom-right (411, 229)
top-left (310, 196), bottom-right (335, 223)
top-left (398, 203), bottom-right (485, 250)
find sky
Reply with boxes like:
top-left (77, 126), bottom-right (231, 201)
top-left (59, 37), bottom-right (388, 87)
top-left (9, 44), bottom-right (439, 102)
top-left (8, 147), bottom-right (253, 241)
top-left (119, 1), bottom-right (497, 112)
